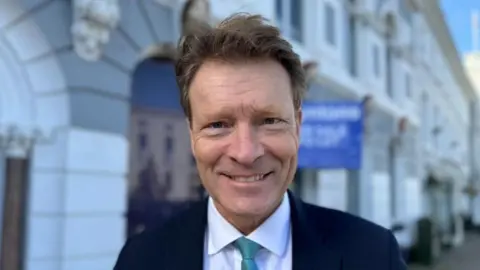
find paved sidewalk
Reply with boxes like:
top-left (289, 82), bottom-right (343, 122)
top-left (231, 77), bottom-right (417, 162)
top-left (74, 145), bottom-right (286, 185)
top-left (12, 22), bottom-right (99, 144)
top-left (409, 233), bottom-right (480, 270)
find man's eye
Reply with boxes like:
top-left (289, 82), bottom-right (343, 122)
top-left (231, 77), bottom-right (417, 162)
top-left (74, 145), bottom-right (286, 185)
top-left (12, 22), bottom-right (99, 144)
top-left (263, 118), bottom-right (282, 125)
top-left (207, 122), bottom-right (227, 129)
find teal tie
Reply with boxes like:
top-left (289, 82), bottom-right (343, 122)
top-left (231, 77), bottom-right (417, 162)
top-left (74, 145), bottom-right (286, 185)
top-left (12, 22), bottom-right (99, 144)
top-left (234, 237), bottom-right (261, 270)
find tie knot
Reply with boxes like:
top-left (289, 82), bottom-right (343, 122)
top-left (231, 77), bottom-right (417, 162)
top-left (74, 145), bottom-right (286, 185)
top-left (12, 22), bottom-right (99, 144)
top-left (234, 237), bottom-right (261, 259)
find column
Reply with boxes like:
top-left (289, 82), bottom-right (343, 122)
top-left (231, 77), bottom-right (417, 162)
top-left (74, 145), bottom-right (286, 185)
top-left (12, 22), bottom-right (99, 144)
top-left (25, 128), bottom-right (127, 270)
top-left (317, 170), bottom-right (348, 212)
top-left (347, 134), bottom-right (373, 220)
top-left (0, 150), bottom-right (4, 258)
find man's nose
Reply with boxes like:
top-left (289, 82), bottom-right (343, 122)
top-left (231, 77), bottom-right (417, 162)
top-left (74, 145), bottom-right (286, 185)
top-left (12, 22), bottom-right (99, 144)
top-left (228, 124), bottom-right (264, 165)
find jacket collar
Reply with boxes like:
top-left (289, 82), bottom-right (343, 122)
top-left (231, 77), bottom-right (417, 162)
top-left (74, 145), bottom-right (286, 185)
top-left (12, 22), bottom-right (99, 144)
top-left (169, 191), bottom-right (342, 270)
top-left (288, 191), bottom-right (342, 270)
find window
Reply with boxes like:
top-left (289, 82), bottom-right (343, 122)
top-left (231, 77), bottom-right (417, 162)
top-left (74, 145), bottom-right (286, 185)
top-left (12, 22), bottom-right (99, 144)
top-left (373, 45), bottom-right (380, 77)
top-left (421, 92), bottom-right (429, 141)
top-left (433, 105), bottom-right (439, 149)
top-left (346, 7), bottom-right (357, 76)
top-left (275, 0), bottom-right (283, 20)
top-left (290, 0), bottom-right (303, 41)
top-left (398, 0), bottom-right (412, 24)
top-left (138, 121), bottom-right (148, 150)
top-left (386, 44), bottom-right (393, 97)
top-left (276, 0), bottom-right (303, 42)
top-left (325, 2), bottom-right (336, 46)
top-left (376, 0), bottom-right (388, 14)
top-left (405, 73), bottom-right (411, 98)
top-left (164, 124), bottom-right (174, 161)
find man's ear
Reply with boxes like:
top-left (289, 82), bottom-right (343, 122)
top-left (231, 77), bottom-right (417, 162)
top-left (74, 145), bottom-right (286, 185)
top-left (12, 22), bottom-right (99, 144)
top-left (187, 118), bottom-right (195, 156)
top-left (295, 109), bottom-right (302, 137)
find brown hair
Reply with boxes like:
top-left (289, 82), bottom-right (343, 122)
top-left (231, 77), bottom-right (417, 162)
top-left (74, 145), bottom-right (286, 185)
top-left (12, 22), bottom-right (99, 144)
top-left (175, 13), bottom-right (306, 120)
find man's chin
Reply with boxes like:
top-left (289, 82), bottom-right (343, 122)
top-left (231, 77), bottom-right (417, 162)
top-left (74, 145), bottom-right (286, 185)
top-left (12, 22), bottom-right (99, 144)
top-left (226, 199), bottom-right (275, 217)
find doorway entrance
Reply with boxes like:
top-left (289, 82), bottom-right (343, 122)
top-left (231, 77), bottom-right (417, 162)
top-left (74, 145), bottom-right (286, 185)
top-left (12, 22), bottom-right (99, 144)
top-left (127, 58), bottom-right (204, 236)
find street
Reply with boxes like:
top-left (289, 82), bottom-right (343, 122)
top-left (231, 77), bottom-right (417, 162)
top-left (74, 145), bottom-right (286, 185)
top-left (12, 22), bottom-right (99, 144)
top-left (409, 233), bottom-right (480, 270)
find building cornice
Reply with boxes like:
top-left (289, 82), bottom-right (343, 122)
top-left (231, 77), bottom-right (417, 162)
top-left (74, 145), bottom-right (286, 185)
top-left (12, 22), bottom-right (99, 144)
top-left (421, 1), bottom-right (477, 101)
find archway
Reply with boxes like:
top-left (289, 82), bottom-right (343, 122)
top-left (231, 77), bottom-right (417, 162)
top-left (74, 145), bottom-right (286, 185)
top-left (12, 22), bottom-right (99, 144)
top-left (0, 40), bottom-right (34, 134)
top-left (0, 1), bottom-right (68, 269)
top-left (126, 56), bottom-right (204, 236)
top-left (425, 173), bottom-right (451, 243)
top-left (125, 0), bottom-right (211, 237)
top-left (0, 1), bottom-right (67, 142)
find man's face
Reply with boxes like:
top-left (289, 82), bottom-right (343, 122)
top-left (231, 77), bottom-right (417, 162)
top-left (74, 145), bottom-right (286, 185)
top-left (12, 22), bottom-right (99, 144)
top-left (188, 59), bottom-right (301, 221)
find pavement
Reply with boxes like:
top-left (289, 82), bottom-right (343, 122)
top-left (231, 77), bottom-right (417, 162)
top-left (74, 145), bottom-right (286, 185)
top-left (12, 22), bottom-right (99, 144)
top-left (409, 233), bottom-right (480, 270)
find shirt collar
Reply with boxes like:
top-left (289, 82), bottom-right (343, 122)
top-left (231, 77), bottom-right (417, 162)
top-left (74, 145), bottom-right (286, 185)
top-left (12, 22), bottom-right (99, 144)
top-left (207, 193), bottom-right (291, 257)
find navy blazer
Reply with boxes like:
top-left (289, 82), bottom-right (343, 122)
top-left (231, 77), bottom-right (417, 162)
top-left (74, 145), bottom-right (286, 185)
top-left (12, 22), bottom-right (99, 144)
top-left (114, 192), bottom-right (407, 270)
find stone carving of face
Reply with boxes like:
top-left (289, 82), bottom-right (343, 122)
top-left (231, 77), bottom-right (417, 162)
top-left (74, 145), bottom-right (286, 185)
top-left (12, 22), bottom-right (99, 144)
top-left (71, 0), bottom-right (120, 61)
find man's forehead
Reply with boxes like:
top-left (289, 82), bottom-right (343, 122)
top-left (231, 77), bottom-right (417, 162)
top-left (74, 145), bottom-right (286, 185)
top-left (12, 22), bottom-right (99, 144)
top-left (191, 59), bottom-right (290, 84)
top-left (190, 70), bottom-right (291, 98)
top-left (212, 102), bottom-right (281, 114)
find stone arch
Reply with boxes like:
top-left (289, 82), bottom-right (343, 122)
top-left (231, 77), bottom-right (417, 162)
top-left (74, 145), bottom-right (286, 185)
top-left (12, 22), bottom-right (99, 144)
top-left (0, 2), bottom-right (70, 268)
top-left (0, 38), bottom-right (33, 130)
top-left (0, 1), bottom-right (68, 155)
top-left (127, 53), bottom-right (205, 236)
top-left (125, 0), bottom-right (209, 234)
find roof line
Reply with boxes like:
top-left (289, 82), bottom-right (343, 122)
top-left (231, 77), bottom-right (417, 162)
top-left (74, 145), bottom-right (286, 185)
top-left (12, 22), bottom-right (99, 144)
top-left (422, 1), bottom-right (477, 101)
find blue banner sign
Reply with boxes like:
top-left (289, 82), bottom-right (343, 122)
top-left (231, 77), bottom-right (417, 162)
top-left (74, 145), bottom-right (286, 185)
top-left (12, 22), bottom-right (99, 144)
top-left (298, 101), bottom-right (363, 169)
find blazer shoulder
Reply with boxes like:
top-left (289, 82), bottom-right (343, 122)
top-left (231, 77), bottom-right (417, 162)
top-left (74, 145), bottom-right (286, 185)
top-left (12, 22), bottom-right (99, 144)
top-left (304, 203), bottom-right (406, 268)
top-left (303, 202), bottom-right (393, 238)
top-left (113, 225), bottom-right (164, 270)
top-left (114, 201), bottom-right (207, 269)
top-left (114, 214), bottom-right (185, 268)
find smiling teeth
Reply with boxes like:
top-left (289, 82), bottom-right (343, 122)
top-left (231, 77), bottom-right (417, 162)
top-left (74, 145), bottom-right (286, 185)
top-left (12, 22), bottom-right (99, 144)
top-left (232, 174), bottom-right (265, 182)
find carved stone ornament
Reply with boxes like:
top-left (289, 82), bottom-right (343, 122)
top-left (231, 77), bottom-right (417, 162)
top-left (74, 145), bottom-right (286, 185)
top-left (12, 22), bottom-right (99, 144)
top-left (71, 0), bottom-right (121, 61)
top-left (0, 125), bottom-right (40, 158)
top-left (181, 0), bottom-right (210, 35)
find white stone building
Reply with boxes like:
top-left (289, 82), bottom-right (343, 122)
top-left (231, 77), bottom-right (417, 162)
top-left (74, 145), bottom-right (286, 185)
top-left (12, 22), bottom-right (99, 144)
top-left (463, 52), bottom-right (480, 229)
top-left (0, 0), bottom-right (476, 269)
top-left (413, 0), bottom-right (477, 252)
top-left (271, 0), bottom-right (477, 258)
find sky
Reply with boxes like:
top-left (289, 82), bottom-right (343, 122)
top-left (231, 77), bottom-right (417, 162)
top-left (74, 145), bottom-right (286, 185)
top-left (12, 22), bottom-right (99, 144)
top-left (441, 0), bottom-right (480, 55)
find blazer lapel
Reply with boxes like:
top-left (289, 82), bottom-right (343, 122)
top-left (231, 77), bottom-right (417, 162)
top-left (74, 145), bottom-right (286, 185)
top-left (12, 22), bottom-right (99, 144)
top-left (289, 192), bottom-right (343, 270)
top-left (164, 199), bottom-right (208, 270)
top-left (166, 193), bottom-right (343, 270)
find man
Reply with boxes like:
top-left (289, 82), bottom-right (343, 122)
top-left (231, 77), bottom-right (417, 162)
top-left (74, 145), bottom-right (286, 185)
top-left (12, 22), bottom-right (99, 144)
top-left (114, 13), bottom-right (407, 270)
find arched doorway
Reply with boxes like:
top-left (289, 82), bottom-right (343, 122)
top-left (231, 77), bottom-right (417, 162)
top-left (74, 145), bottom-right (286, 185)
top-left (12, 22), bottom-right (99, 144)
top-left (425, 173), bottom-right (451, 244)
top-left (126, 57), bottom-right (204, 236)
top-left (0, 2), bottom-right (69, 269)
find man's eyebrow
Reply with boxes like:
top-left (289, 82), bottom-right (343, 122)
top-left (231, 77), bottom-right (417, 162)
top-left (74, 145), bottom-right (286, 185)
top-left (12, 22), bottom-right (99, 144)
top-left (204, 104), bottom-right (282, 118)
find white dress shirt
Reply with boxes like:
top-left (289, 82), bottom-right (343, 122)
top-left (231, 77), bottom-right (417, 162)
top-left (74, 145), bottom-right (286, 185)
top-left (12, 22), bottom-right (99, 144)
top-left (203, 193), bottom-right (292, 270)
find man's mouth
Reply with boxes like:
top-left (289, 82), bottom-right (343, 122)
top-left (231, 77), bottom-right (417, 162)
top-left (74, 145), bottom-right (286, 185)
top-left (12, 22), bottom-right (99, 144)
top-left (221, 172), bottom-right (273, 182)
